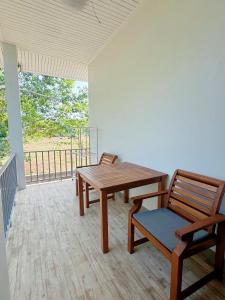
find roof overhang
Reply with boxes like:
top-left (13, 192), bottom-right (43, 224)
top-left (0, 0), bottom-right (141, 81)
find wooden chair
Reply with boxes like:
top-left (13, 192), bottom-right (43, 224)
top-left (128, 169), bottom-right (225, 300)
top-left (76, 152), bottom-right (118, 208)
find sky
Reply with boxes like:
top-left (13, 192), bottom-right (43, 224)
top-left (74, 81), bottom-right (88, 94)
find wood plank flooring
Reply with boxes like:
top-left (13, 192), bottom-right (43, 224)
top-left (6, 180), bottom-right (225, 300)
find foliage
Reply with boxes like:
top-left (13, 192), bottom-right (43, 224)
top-left (20, 73), bottom-right (88, 139)
top-left (0, 71), bottom-right (7, 138)
top-left (0, 70), bottom-right (88, 161)
top-left (0, 71), bottom-right (88, 138)
top-left (0, 72), bottom-right (9, 162)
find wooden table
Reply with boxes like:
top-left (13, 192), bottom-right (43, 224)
top-left (77, 162), bottom-right (167, 253)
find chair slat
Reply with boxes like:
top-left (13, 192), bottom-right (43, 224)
top-left (168, 171), bottom-right (225, 223)
top-left (99, 153), bottom-right (118, 165)
top-left (173, 186), bottom-right (212, 206)
top-left (168, 198), bottom-right (208, 222)
top-left (171, 188), bottom-right (212, 214)
top-left (177, 170), bottom-right (223, 187)
top-left (176, 175), bottom-right (218, 192)
top-left (174, 180), bottom-right (216, 200)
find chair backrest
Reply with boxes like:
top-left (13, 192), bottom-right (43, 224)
top-left (99, 152), bottom-right (118, 165)
top-left (167, 170), bottom-right (225, 226)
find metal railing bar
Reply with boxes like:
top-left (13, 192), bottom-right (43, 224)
top-left (70, 149), bottom-right (73, 177)
top-left (35, 152), bottom-right (39, 181)
top-left (48, 151), bottom-right (50, 181)
top-left (29, 152), bottom-right (32, 182)
top-left (53, 150), bottom-right (56, 179)
top-left (42, 151), bottom-right (45, 181)
top-left (24, 147), bottom-right (86, 154)
top-left (65, 150), bottom-right (67, 177)
top-left (0, 155), bottom-right (17, 236)
top-left (59, 150), bottom-right (62, 180)
top-left (75, 150), bottom-right (78, 167)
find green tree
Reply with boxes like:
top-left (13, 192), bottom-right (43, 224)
top-left (0, 72), bottom-right (9, 162)
top-left (0, 70), bottom-right (88, 161)
top-left (0, 71), bottom-right (7, 138)
top-left (19, 73), bottom-right (88, 139)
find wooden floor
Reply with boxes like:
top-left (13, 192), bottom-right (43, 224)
top-left (6, 180), bottom-right (225, 300)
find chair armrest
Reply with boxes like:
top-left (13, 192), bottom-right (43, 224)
top-left (131, 190), bottom-right (168, 203)
top-left (176, 214), bottom-right (225, 241)
top-left (129, 191), bottom-right (168, 216)
top-left (76, 164), bottom-right (99, 169)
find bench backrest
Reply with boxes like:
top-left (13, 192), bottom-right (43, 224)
top-left (167, 170), bottom-right (225, 227)
top-left (99, 153), bottom-right (118, 165)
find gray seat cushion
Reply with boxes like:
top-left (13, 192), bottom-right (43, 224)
top-left (133, 208), bottom-right (208, 251)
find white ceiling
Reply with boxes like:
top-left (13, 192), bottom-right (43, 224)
top-left (0, 0), bottom-right (141, 81)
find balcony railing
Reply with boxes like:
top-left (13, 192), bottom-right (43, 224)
top-left (24, 127), bottom-right (98, 184)
top-left (0, 154), bottom-right (17, 236)
top-left (24, 148), bottom-right (95, 183)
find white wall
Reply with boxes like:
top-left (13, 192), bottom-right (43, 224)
top-left (89, 0), bottom-right (225, 211)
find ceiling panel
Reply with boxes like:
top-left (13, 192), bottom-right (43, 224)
top-left (0, 0), bottom-right (141, 81)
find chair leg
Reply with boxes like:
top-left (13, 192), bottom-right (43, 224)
top-left (112, 193), bottom-right (115, 201)
top-left (85, 182), bottom-right (90, 208)
top-left (128, 217), bottom-right (135, 254)
top-left (124, 189), bottom-right (129, 203)
top-left (170, 253), bottom-right (183, 300)
top-left (76, 178), bottom-right (78, 196)
top-left (215, 222), bottom-right (225, 280)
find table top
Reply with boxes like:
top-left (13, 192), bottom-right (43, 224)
top-left (77, 162), bottom-right (167, 192)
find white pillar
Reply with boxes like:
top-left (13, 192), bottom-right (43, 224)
top-left (2, 43), bottom-right (25, 189)
top-left (0, 198), bottom-right (10, 300)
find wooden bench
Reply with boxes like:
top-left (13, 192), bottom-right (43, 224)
top-left (128, 169), bottom-right (225, 300)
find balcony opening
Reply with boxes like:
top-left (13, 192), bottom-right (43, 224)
top-left (0, 69), bottom-right (98, 185)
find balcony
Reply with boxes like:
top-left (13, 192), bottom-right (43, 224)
top-left (1, 1), bottom-right (225, 299)
top-left (6, 180), bottom-right (225, 300)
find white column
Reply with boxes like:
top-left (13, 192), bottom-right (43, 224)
top-left (0, 198), bottom-right (10, 300)
top-left (2, 43), bottom-right (25, 189)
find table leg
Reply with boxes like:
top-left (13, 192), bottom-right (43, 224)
top-left (124, 189), bottom-right (129, 203)
top-left (158, 176), bottom-right (166, 208)
top-left (85, 182), bottom-right (90, 208)
top-left (78, 174), bottom-right (84, 216)
top-left (100, 190), bottom-right (109, 253)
